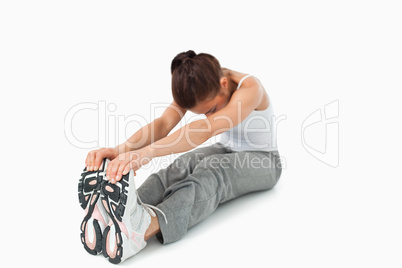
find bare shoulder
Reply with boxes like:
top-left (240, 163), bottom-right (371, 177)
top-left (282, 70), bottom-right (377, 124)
top-left (223, 68), bottom-right (262, 88)
top-left (223, 68), bottom-right (269, 111)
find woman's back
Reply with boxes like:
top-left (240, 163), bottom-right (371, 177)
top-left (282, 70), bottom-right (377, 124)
top-left (219, 74), bottom-right (278, 152)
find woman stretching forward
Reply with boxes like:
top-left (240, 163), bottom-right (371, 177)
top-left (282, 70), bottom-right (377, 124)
top-left (78, 50), bottom-right (282, 264)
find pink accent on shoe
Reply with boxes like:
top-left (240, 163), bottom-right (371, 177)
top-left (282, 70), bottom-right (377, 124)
top-left (105, 185), bottom-right (114, 192)
top-left (85, 222), bottom-right (97, 250)
top-left (92, 204), bottom-right (107, 227)
top-left (106, 230), bottom-right (118, 258)
top-left (130, 231), bottom-right (144, 248)
top-left (90, 194), bottom-right (98, 205)
top-left (117, 220), bottom-right (129, 238)
top-left (103, 200), bottom-right (110, 213)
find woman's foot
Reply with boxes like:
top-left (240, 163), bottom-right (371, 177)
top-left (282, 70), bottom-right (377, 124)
top-left (100, 168), bottom-right (167, 264)
top-left (102, 197), bottom-right (152, 264)
top-left (78, 159), bottom-right (110, 255)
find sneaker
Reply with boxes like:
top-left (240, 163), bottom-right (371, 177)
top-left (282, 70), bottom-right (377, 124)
top-left (78, 158), bottom-right (110, 255)
top-left (100, 168), bottom-right (168, 264)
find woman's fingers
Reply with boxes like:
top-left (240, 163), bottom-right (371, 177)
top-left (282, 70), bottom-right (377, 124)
top-left (86, 153), bottom-right (91, 170)
top-left (107, 160), bottom-right (126, 184)
top-left (104, 153), bottom-right (137, 184)
top-left (86, 148), bottom-right (114, 171)
top-left (87, 151), bottom-right (95, 171)
top-left (123, 162), bottom-right (133, 175)
top-left (107, 161), bottom-right (117, 183)
top-left (93, 152), bottom-right (103, 171)
top-left (116, 162), bottom-right (129, 182)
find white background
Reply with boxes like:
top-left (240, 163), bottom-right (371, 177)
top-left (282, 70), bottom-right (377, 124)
top-left (1, 1), bottom-right (401, 267)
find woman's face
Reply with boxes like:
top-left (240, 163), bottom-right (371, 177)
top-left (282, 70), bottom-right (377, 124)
top-left (188, 77), bottom-right (232, 116)
top-left (189, 93), bottom-right (228, 116)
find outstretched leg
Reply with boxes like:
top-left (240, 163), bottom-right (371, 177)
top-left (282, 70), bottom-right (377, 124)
top-left (152, 150), bottom-right (282, 244)
top-left (137, 142), bottom-right (232, 206)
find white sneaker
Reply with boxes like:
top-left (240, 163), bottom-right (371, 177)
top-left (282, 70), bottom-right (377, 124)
top-left (100, 168), bottom-right (168, 264)
top-left (78, 158), bottom-right (110, 255)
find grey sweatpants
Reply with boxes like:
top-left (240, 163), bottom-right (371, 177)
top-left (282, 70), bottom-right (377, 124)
top-left (137, 142), bottom-right (282, 245)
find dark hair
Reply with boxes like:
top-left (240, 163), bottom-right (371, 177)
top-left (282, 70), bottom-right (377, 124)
top-left (171, 50), bottom-right (223, 109)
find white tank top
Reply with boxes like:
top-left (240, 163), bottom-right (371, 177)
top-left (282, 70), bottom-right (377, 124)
top-left (219, 74), bottom-right (278, 152)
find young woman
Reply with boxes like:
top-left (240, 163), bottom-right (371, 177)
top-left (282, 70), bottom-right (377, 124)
top-left (79, 50), bottom-right (282, 264)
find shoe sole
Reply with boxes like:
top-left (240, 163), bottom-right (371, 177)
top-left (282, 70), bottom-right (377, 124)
top-left (100, 172), bottom-right (130, 264)
top-left (78, 159), bottom-right (108, 255)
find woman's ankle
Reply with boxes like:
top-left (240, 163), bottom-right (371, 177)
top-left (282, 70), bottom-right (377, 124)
top-left (144, 213), bottom-right (160, 241)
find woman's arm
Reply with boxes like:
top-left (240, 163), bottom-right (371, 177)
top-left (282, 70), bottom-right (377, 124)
top-left (106, 79), bottom-right (263, 182)
top-left (87, 101), bottom-right (185, 172)
top-left (115, 117), bottom-right (169, 154)
top-left (115, 101), bottom-right (187, 154)
top-left (147, 83), bottom-right (262, 158)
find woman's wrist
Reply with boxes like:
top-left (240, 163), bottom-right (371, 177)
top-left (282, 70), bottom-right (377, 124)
top-left (114, 143), bottom-right (127, 155)
top-left (140, 145), bottom-right (155, 164)
top-left (120, 146), bottom-right (154, 174)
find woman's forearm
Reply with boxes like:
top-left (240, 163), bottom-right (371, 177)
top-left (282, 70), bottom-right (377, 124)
top-left (147, 119), bottom-right (211, 158)
top-left (115, 117), bottom-right (170, 154)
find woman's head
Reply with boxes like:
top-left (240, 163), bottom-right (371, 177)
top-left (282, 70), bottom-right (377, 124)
top-left (171, 50), bottom-right (225, 112)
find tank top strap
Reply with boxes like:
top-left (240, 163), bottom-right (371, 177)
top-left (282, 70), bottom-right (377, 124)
top-left (237, 74), bottom-right (253, 89)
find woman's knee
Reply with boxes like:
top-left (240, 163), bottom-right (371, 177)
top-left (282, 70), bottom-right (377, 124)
top-left (171, 151), bottom-right (202, 170)
top-left (192, 154), bottom-right (228, 172)
top-left (174, 146), bottom-right (224, 169)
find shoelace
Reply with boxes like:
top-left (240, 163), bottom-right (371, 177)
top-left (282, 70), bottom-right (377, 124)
top-left (136, 188), bottom-right (168, 224)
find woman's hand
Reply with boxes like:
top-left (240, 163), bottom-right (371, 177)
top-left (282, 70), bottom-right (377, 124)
top-left (106, 147), bottom-right (153, 183)
top-left (85, 147), bottom-right (119, 171)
